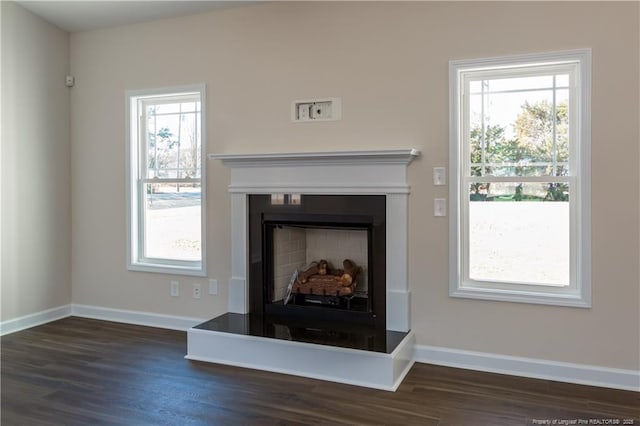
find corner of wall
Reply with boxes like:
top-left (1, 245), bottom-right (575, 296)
top-left (1, 1), bottom-right (72, 322)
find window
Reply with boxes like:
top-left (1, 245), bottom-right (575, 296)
top-left (449, 50), bottom-right (591, 307)
top-left (126, 85), bottom-right (206, 275)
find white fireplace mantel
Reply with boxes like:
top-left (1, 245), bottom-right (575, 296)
top-left (208, 149), bottom-right (419, 195)
top-left (208, 148), bottom-right (420, 332)
top-left (208, 148), bottom-right (419, 165)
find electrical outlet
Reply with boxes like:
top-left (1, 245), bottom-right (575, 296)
top-left (192, 283), bottom-right (201, 299)
top-left (170, 281), bottom-right (179, 297)
top-left (209, 279), bottom-right (218, 295)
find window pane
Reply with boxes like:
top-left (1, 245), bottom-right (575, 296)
top-left (468, 182), bottom-right (570, 286)
top-left (556, 74), bottom-right (569, 87)
top-left (468, 76), bottom-right (569, 178)
top-left (148, 114), bottom-right (180, 178)
top-left (143, 183), bottom-right (201, 261)
top-left (146, 106), bottom-right (201, 180)
top-left (178, 113), bottom-right (200, 179)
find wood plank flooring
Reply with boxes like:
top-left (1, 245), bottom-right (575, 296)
top-left (1, 317), bottom-right (638, 425)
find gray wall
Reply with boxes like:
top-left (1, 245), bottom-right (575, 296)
top-left (1, 2), bottom-right (71, 320)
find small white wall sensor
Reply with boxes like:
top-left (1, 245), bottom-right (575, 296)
top-left (65, 75), bottom-right (75, 87)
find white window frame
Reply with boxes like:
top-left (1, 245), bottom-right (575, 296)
top-left (449, 49), bottom-right (591, 307)
top-left (126, 84), bottom-right (207, 276)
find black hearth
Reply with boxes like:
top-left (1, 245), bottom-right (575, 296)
top-left (248, 194), bottom-right (386, 328)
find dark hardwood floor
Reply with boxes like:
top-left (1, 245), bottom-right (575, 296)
top-left (1, 317), bottom-right (638, 426)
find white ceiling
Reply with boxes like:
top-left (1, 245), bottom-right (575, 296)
top-left (15, 1), bottom-right (259, 33)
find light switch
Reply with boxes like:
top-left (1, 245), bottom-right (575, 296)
top-left (433, 167), bottom-right (446, 186)
top-left (434, 198), bottom-right (447, 217)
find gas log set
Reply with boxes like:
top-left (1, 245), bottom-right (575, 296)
top-left (291, 259), bottom-right (362, 299)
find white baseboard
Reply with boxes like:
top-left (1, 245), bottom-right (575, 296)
top-left (1, 304), bottom-right (206, 335)
top-left (414, 344), bottom-right (640, 392)
top-left (0, 304), bottom-right (72, 336)
top-left (71, 304), bottom-right (206, 331)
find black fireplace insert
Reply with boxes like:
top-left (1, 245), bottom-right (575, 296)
top-left (248, 194), bottom-right (386, 328)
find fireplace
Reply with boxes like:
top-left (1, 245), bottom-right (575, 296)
top-left (188, 149), bottom-right (419, 391)
top-left (248, 194), bottom-right (386, 328)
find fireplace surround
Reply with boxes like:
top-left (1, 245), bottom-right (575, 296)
top-left (187, 149), bottom-right (419, 390)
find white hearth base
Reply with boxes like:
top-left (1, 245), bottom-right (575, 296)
top-left (186, 327), bottom-right (416, 391)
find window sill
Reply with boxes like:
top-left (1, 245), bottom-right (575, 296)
top-left (128, 262), bottom-right (206, 277)
top-left (450, 285), bottom-right (591, 308)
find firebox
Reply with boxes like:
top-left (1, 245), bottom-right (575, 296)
top-left (248, 194), bottom-right (386, 328)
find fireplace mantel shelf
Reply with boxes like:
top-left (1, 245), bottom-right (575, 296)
top-left (207, 149), bottom-right (420, 167)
